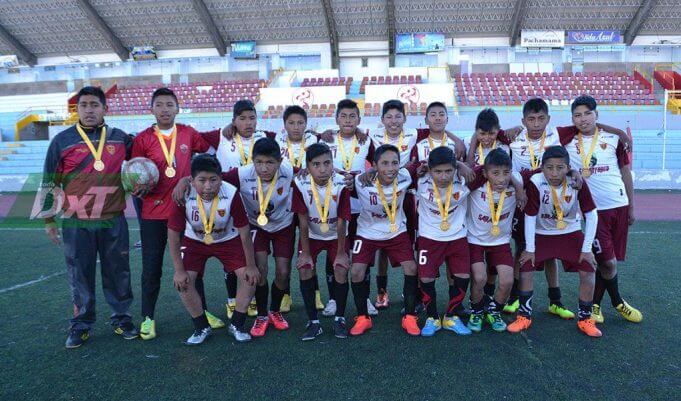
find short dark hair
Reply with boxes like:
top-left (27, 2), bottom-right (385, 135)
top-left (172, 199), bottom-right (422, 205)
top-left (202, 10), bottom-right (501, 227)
top-left (373, 144), bottom-right (400, 164)
top-left (151, 87), bottom-right (179, 107)
top-left (336, 99), bottom-right (359, 117)
top-left (76, 86), bottom-right (106, 106)
top-left (252, 137), bottom-right (281, 161)
top-left (305, 142), bottom-right (332, 163)
top-left (571, 95), bottom-right (597, 113)
top-left (283, 105), bottom-right (307, 123)
top-left (191, 154), bottom-right (222, 177)
top-left (522, 98), bottom-right (549, 116)
top-left (233, 99), bottom-right (257, 119)
top-left (541, 145), bottom-right (570, 166)
top-left (426, 101), bottom-right (447, 115)
top-left (484, 148), bottom-right (512, 170)
top-left (381, 99), bottom-right (405, 118)
top-left (428, 146), bottom-right (456, 169)
top-left (475, 108), bottom-right (500, 132)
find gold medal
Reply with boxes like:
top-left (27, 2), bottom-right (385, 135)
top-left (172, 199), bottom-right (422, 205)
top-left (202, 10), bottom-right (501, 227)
top-left (235, 134), bottom-right (254, 165)
top-left (376, 177), bottom-right (399, 234)
top-left (155, 125), bottom-right (177, 179)
top-left (311, 178), bottom-right (333, 235)
top-left (320, 222), bottom-right (329, 233)
top-left (257, 214), bottom-right (269, 226)
top-left (556, 221), bottom-right (567, 230)
top-left (203, 233), bottom-right (214, 245)
top-left (390, 223), bottom-right (398, 233)
top-left (197, 195), bottom-right (219, 245)
top-left (76, 123), bottom-right (107, 172)
top-left (581, 168), bottom-right (592, 178)
top-left (256, 172), bottom-right (279, 227)
top-left (93, 160), bottom-right (105, 171)
top-left (550, 180), bottom-right (569, 231)
top-left (440, 221), bottom-right (451, 231)
top-left (165, 166), bottom-right (176, 178)
top-left (427, 134), bottom-right (447, 151)
top-left (477, 140), bottom-right (497, 166)
top-left (490, 225), bottom-right (501, 236)
top-left (527, 132), bottom-right (546, 170)
top-left (486, 182), bottom-right (506, 237)
top-left (337, 134), bottom-right (358, 171)
top-left (578, 128), bottom-right (599, 179)
top-left (432, 181), bottom-right (453, 232)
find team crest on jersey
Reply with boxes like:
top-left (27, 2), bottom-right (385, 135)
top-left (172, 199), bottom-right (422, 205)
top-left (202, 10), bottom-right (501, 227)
top-left (401, 145), bottom-right (408, 151)
top-left (565, 195), bottom-right (573, 203)
top-left (106, 145), bottom-right (116, 155)
top-left (453, 192), bottom-right (460, 201)
top-left (218, 209), bottom-right (226, 217)
top-left (355, 147), bottom-right (360, 154)
top-left (277, 187), bottom-right (283, 195)
top-left (600, 142), bottom-right (607, 150)
top-left (506, 191), bottom-right (513, 197)
top-left (332, 195), bottom-right (338, 202)
top-left (180, 144), bottom-right (189, 154)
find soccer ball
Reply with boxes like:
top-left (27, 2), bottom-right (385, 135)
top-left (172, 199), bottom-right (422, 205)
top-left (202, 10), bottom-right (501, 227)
top-left (122, 157), bottom-right (159, 192)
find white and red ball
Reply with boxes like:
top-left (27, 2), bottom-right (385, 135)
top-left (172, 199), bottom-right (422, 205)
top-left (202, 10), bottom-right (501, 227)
top-left (121, 157), bottom-right (159, 192)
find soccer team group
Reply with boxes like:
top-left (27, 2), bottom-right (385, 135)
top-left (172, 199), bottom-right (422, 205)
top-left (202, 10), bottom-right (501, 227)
top-left (43, 85), bottom-right (644, 348)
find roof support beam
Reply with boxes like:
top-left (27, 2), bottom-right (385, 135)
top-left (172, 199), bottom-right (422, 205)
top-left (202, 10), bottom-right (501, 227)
top-left (386, 0), bottom-right (396, 67)
top-left (0, 23), bottom-right (36, 66)
top-left (190, 0), bottom-right (227, 56)
top-left (75, 0), bottom-right (129, 61)
top-left (509, 0), bottom-right (527, 47)
top-left (320, 0), bottom-right (340, 69)
top-left (624, 0), bottom-right (657, 45)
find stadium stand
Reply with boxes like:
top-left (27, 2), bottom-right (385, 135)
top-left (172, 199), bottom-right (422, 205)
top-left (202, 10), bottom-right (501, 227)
top-left (262, 103), bottom-right (337, 119)
top-left (359, 75), bottom-right (423, 94)
top-left (300, 77), bottom-right (353, 94)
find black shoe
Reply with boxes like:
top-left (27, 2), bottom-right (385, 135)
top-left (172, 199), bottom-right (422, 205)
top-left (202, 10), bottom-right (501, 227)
top-left (301, 322), bottom-right (323, 341)
top-left (113, 321), bottom-right (139, 340)
top-left (134, 240), bottom-right (142, 249)
top-left (65, 329), bottom-right (89, 348)
top-left (332, 318), bottom-right (348, 339)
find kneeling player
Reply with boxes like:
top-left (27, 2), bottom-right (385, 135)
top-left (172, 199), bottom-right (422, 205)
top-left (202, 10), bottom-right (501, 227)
top-left (512, 146), bottom-right (602, 337)
top-left (293, 143), bottom-right (352, 340)
top-left (167, 155), bottom-right (260, 344)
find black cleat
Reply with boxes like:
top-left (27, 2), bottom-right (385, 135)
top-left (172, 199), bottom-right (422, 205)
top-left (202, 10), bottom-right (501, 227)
top-left (301, 322), bottom-right (323, 341)
top-left (113, 321), bottom-right (139, 340)
top-left (65, 329), bottom-right (90, 348)
top-left (332, 318), bottom-right (348, 339)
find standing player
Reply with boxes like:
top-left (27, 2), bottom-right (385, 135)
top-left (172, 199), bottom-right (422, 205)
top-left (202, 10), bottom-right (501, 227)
top-left (559, 95), bottom-right (642, 324)
top-left (465, 109), bottom-right (510, 167)
top-left (293, 143), bottom-right (352, 340)
top-left (167, 154), bottom-right (260, 344)
top-left (411, 102), bottom-right (461, 162)
top-left (511, 146), bottom-right (602, 337)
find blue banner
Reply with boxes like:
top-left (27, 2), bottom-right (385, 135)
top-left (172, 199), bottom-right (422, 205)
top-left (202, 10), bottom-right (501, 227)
top-left (567, 31), bottom-right (621, 44)
top-left (231, 41), bottom-right (257, 59)
top-left (396, 33), bottom-right (445, 54)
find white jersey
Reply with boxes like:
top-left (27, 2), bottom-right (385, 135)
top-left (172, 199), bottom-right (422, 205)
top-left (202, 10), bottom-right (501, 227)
top-left (564, 131), bottom-right (628, 211)
top-left (526, 173), bottom-right (590, 235)
top-left (275, 132), bottom-right (318, 169)
top-left (466, 174), bottom-right (520, 246)
top-left (416, 174), bottom-right (469, 241)
top-left (182, 182), bottom-right (242, 243)
top-left (369, 127), bottom-right (418, 167)
top-left (216, 130), bottom-right (268, 171)
top-left (509, 127), bottom-right (561, 173)
top-left (413, 135), bottom-right (459, 162)
top-left (237, 161), bottom-right (294, 232)
top-left (355, 168), bottom-right (412, 240)
top-left (464, 136), bottom-right (510, 166)
top-left (324, 133), bottom-right (372, 174)
top-left (293, 173), bottom-right (349, 241)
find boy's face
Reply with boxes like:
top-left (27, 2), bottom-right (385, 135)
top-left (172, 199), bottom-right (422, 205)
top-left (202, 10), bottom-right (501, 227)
top-left (307, 153), bottom-right (334, 185)
top-left (192, 171), bottom-right (222, 200)
top-left (571, 105), bottom-right (598, 134)
top-left (253, 154), bottom-right (281, 182)
top-left (522, 110), bottom-right (550, 139)
top-left (542, 157), bottom-right (569, 186)
top-left (233, 110), bottom-right (257, 136)
top-left (77, 95), bottom-right (107, 127)
top-left (151, 95), bottom-right (179, 127)
top-left (430, 163), bottom-right (456, 188)
top-left (476, 128), bottom-right (499, 147)
top-left (381, 108), bottom-right (406, 136)
top-left (284, 113), bottom-right (306, 141)
top-left (373, 150), bottom-right (400, 184)
top-left (425, 106), bottom-right (448, 133)
top-left (336, 108), bottom-right (360, 135)
top-left (482, 164), bottom-right (512, 192)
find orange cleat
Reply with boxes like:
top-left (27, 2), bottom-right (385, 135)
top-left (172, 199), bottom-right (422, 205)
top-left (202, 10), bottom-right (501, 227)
top-left (250, 316), bottom-right (269, 337)
top-left (577, 318), bottom-right (602, 338)
top-left (375, 293), bottom-right (389, 309)
top-left (268, 312), bottom-right (289, 330)
top-left (401, 315), bottom-right (420, 336)
top-left (507, 315), bottom-right (532, 333)
top-left (350, 316), bottom-right (373, 336)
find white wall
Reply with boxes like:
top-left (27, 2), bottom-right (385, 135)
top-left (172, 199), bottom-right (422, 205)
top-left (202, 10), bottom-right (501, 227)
top-left (339, 56), bottom-right (390, 78)
top-left (258, 86), bottom-right (346, 109)
top-left (0, 92), bottom-right (69, 113)
top-left (295, 69), bottom-right (339, 80)
top-left (364, 84), bottom-right (454, 107)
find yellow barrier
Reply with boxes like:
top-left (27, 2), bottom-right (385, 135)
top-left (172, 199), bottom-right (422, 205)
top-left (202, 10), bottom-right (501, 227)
top-left (14, 114), bottom-right (40, 141)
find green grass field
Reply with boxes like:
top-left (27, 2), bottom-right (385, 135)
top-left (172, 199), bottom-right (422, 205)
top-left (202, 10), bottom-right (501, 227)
top-left (0, 221), bottom-right (678, 401)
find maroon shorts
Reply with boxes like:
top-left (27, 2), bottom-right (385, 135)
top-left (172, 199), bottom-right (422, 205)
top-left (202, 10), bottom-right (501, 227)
top-left (521, 231), bottom-right (595, 273)
top-left (404, 193), bottom-right (417, 245)
top-left (182, 236), bottom-right (246, 275)
top-left (348, 213), bottom-right (359, 244)
top-left (298, 238), bottom-right (349, 269)
top-left (511, 207), bottom-right (526, 252)
top-left (252, 224), bottom-right (295, 259)
top-left (417, 237), bottom-right (470, 278)
top-left (352, 233), bottom-right (415, 266)
top-left (594, 206), bottom-right (629, 263)
top-left (469, 243), bottom-right (514, 269)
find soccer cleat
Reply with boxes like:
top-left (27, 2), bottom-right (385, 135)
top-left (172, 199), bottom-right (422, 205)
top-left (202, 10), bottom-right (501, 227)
top-left (350, 316), bottom-right (372, 336)
top-left (185, 327), bottom-right (211, 345)
top-left (332, 318), bottom-right (348, 339)
top-left (402, 315), bottom-right (420, 336)
top-left (140, 317), bottom-right (156, 340)
top-left (507, 315), bottom-right (533, 333)
top-left (250, 316), bottom-right (269, 337)
top-left (268, 311), bottom-right (289, 330)
top-left (65, 329), bottom-right (89, 348)
top-left (375, 293), bottom-right (389, 309)
top-left (549, 303), bottom-right (575, 320)
top-left (113, 321), bottom-right (139, 340)
top-left (420, 317), bottom-right (442, 337)
top-left (280, 294), bottom-right (292, 313)
top-left (592, 304), bottom-right (604, 324)
top-left (616, 300), bottom-right (643, 323)
top-left (315, 290), bottom-right (325, 310)
top-left (467, 314), bottom-right (483, 332)
top-left (367, 299), bottom-right (379, 316)
top-left (442, 316), bottom-right (472, 335)
top-left (485, 312), bottom-right (507, 332)
top-left (228, 324), bottom-right (252, 342)
top-left (503, 299), bottom-right (520, 314)
top-left (247, 299), bottom-right (257, 317)
top-left (577, 319), bottom-right (602, 337)
top-left (301, 322), bottom-right (323, 341)
top-left (322, 300), bottom-right (337, 317)
top-left (206, 311), bottom-right (225, 329)
top-left (225, 299), bottom-right (236, 319)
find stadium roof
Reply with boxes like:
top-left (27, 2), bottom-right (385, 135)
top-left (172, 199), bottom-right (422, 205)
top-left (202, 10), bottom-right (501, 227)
top-left (0, 0), bottom-right (679, 66)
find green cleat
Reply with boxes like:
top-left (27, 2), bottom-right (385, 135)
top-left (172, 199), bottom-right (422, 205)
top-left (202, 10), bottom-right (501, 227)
top-left (549, 303), bottom-right (575, 320)
top-left (467, 313), bottom-right (483, 333)
top-left (486, 312), bottom-right (507, 332)
top-left (503, 299), bottom-right (519, 314)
